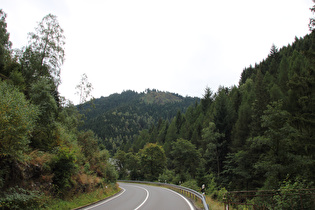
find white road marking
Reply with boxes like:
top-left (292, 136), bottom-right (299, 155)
top-left (84, 187), bottom-right (126, 210)
top-left (133, 185), bottom-right (150, 210)
top-left (164, 188), bottom-right (195, 210)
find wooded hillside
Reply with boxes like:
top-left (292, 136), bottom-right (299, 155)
top-left (78, 89), bottom-right (199, 154)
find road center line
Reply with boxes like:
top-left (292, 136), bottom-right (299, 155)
top-left (133, 185), bottom-right (150, 210)
top-left (84, 187), bottom-right (126, 210)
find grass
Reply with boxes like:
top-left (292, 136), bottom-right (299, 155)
top-left (42, 183), bottom-right (120, 210)
top-left (205, 195), bottom-right (225, 210)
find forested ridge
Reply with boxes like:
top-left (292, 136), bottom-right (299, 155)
top-left (78, 89), bottom-right (199, 154)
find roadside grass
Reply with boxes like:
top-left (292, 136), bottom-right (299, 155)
top-left (205, 195), bottom-right (225, 210)
top-left (43, 183), bottom-right (120, 210)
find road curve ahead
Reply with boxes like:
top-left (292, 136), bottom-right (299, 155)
top-left (83, 182), bottom-right (195, 210)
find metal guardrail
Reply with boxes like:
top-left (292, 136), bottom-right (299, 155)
top-left (118, 180), bottom-right (209, 210)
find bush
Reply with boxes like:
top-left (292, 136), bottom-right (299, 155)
top-left (182, 179), bottom-right (199, 192)
top-left (158, 169), bottom-right (176, 184)
top-left (0, 81), bottom-right (38, 160)
top-left (104, 163), bottom-right (118, 183)
top-left (217, 187), bottom-right (228, 202)
top-left (273, 177), bottom-right (314, 210)
top-left (0, 187), bottom-right (43, 209)
top-left (204, 173), bottom-right (218, 196)
top-left (50, 146), bottom-right (78, 196)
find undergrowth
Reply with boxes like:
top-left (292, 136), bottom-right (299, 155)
top-left (43, 183), bottom-right (119, 210)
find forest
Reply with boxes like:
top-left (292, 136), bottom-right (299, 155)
top-left (1, 3), bottom-right (315, 209)
top-left (0, 11), bottom-right (118, 209)
top-left (111, 7), bottom-right (315, 197)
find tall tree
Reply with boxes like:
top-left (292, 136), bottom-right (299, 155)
top-left (0, 10), bottom-right (12, 78)
top-left (201, 87), bottom-right (213, 113)
top-left (278, 55), bottom-right (289, 92)
top-left (251, 69), bottom-right (268, 136)
top-left (170, 138), bottom-right (201, 180)
top-left (164, 118), bottom-right (178, 155)
top-left (202, 122), bottom-right (225, 178)
top-left (255, 101), bottom-right (297, 189)
top-left (28, 14), bottom-right (65, 87)
top-left (29, 77), bottom-right (58, 150)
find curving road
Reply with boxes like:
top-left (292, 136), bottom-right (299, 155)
top-left (83, 182), bottom-right (195, 210)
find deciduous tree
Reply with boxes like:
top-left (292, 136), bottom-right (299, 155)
top-left (139, 143), bottom-right (166, 181)
top-left (75, 73), bottom-right (93, 104)
top-left (28, 13), bottom-right (65, 87)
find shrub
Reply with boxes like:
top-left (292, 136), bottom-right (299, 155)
top-left (50, 146), bottom-right (77, 196)
top-left (182, 179), bottom-right (199, 192)
top-left (0, 187), bottom-right (43, 209)
top-left (0, 81), bottom-right (38, 160)
top-left (158, 169), bottom-right (176, 184)
top-left (104, 163), bottom-right (118, 183)
top-left (273, 177), bottom-right (314, 210)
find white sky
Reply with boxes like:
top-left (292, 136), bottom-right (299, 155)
top-left (1, 0), bottom-right (314, 104)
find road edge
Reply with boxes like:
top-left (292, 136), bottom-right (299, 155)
top-left (72, 187), bottom-right (124, 210)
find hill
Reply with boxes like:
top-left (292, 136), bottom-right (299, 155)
top-left (78, 89), bottom-right (199, 153)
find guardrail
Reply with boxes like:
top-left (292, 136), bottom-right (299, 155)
top-left (118, 180), bottom-right (209, 210)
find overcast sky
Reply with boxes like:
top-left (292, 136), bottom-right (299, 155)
top-left (1, 0), bottom-right (314, 104)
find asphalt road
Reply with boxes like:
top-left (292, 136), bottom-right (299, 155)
top-left (83, 182), bottom-right (195, 210)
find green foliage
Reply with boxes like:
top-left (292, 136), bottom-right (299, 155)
top-left (43, 183), bottom-right (119, 210)
top-left (273, 177), bottom-right (314, 210)
top-left (29, 77), bottom-right (59, 150)
top-left (170, 138), bottom-right (201, 180)
top-left (30, 77), bottom-right (58, 124)
top-left (51, 145), bottom-right (78, 195)
top-left (78, 90), bottom-right (199, 154)
top-left (182, 179), bottom-right (199, 192)
top-left (217, 188), bottom-right (228, 202)
top-left (158, 169), bottom-right (176, 184)
top-left (202, 173), bottom-right (218, 196)
top-left (1, 5), bottom-right (315, 208)
top-left (0, 10), bottom-right (119, 209)
top-left (0, 9), bottom-right (12, 76)
top-left (0, 81), bottom-right (38, 160)
top-left (121, 25), bottom-right (315, 195)
top-left (57, 102), bottom-right (82, 133)
top-left (28, 13), bottom-right (65, 87)
top-left (77, 130), bottom-right (99, 160)
top-left (139, 143), bottom-right (166, 181)
top-left (0, 187), bottom-right (43, 209)
top-left (202, 122), bottom-right (225, 177)
top-left (125, 152), bottom-right (141, 180)
top-left (104, 162), bottom-right (118, 183)
top-left (114, 150), bottom-right (128, 179)
top-left (141, 89), bottom-right (183, 104)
